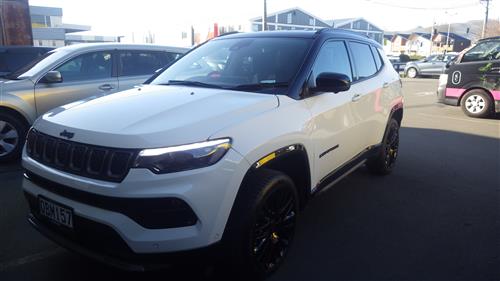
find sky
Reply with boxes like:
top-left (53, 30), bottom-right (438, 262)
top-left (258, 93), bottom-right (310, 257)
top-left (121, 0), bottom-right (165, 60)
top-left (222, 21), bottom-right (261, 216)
top-left (29, 0), bottom-right (499, 46)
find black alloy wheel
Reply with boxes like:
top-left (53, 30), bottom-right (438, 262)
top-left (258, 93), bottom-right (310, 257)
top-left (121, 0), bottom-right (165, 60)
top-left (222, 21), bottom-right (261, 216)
top-left (251, 183), bottom-right (296, 272)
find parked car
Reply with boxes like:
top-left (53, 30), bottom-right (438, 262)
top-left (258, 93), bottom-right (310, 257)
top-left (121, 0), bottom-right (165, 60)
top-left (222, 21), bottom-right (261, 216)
top-left (0, 46), bottom-right (54, 78)
top-left (0, 43), bottom-right (188, 162)
top-left (437, 36), bottom-right (500, 118)
top-left (22, 29), bottom-right (403, 278)
top-left (404, 53), bottom-right (458, 78)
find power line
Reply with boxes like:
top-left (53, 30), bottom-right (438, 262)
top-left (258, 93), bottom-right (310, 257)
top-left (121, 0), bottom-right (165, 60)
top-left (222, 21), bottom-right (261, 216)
top-left (364, 0), bottom-right (479, 10)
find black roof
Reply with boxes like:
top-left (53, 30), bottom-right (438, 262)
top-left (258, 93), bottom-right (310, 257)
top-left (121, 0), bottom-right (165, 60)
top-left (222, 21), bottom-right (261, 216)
top-left (478, 36), bottom-right (500, 42)
top-left (214, 29), bottom-right (382, 48)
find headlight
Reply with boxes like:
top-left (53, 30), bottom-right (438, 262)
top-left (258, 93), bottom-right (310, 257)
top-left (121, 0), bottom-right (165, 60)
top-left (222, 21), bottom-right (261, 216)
top-left (134, 138), bottom-right (231, 174)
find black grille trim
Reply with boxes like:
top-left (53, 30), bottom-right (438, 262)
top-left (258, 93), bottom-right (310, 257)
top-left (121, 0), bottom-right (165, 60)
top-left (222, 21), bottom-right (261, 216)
top-left (26, 129), bottom-right (138, 183)
top-left (24, 171), bottom-right (199, 229)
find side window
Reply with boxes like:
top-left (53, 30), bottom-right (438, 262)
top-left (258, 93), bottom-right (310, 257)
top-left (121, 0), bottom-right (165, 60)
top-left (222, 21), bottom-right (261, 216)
top-left (370, 45), bottom-right (383, 71)
top-left (55, 52), bottom-right (112, 82)
top-left (119, 51), bottom-right (170, 77)
top-left (462, 41), bottom-right (500, 62)
top-left (349, 42), bottom-right (377, 80)
top-left (312, 41), bottom-right (352, 84)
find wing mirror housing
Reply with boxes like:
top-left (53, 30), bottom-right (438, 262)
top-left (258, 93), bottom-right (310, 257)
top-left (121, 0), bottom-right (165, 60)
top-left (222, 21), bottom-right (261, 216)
top-left (40, 71), bottom-right (62, 83)
top-left (310, 72), bottom-right (351, 94)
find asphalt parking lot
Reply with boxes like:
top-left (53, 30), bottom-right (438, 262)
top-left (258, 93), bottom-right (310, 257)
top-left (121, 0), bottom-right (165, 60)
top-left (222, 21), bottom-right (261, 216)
top-left (0, 78), bottom-right (499, 280)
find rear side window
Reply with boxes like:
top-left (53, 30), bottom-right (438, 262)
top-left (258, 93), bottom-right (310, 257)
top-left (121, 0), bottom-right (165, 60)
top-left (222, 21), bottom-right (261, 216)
top-left (312, 41), bottom-right (353, 82)
top-left (349, 42), bottom-right (377, 80)
top-left (370, 46), bottom-right (383, 71)
top-left (119, 51), bottom-right (179, 77)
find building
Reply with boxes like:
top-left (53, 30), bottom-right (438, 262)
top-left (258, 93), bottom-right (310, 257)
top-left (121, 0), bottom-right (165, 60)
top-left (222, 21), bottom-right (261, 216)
top-left (390, 33), bottom-right (410, 54)
top-left (431, 32), bottom-right (471, 53)
top-left (250, 7), bottom-right (330, 32)
top-left (30, 5), bottom-right (117, 47)
top-left (406, 33), bottom-right (432, 57)
top-left (326, 18), bottom-right (384, 44)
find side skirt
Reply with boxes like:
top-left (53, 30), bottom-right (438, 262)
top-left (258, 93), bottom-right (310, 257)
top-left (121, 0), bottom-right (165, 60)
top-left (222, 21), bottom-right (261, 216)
top-left (312, 144), bottom-right (381, 195)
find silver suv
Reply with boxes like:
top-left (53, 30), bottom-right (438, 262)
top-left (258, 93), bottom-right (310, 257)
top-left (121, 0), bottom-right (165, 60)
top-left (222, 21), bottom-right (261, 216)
top-left (0, 43), bottom-right (188, 162)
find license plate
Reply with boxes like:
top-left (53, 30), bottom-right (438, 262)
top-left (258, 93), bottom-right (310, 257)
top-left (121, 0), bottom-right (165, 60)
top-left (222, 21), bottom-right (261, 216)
top-left (38, 196), bottom-right (73, 229)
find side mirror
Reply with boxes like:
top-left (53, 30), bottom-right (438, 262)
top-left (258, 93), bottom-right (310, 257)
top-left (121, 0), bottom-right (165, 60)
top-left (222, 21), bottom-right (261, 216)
top-left (446, 59), bottom-right (456, 69)
top-left (311, 72), bottom-right (351, 94)
top-left (40, 71), bottom-right (62, 83)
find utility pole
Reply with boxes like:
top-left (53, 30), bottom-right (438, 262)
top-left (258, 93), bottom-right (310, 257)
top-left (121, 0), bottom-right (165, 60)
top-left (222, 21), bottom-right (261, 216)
top-left (481, 0), bottom-right (491, 38)
top-left (263, 0), bottom-right (268, 31)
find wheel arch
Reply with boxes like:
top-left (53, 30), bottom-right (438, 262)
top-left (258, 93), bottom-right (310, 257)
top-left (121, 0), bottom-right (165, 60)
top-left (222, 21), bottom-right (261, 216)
top-left (0, 105), bottom-right (32, 127)
top-left (239, 144), bottom-right (312, 210)
top-left (458, 87), bottom-right (494, 105)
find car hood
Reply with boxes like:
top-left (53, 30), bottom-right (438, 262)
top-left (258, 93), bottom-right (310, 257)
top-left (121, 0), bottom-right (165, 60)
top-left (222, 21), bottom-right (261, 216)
top-left (34, 85), bottom-right (279, 148)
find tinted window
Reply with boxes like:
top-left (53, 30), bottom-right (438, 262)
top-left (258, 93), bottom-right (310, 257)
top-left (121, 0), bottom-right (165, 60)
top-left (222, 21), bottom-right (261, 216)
top-left (152, 37), bottom-right (312, 93)
top-left (462, 41), bottom-right (500, 62)
top-left (349, 42), bottom-right (377, 80)
top-left (55, 51), bottom-right (112, 82)
top-left (119, 51), bottom-right (179, 76)
top-left (0, 48), bottom-right (51, 74)
top-left (312, 41), bottom-right (352, 82)
top-left (371, 46), bottom-right (383, 71)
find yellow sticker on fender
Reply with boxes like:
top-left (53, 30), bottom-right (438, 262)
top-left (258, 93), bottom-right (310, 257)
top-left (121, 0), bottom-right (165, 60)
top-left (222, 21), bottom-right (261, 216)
top-left (256, 152), bottom-right (276, 168)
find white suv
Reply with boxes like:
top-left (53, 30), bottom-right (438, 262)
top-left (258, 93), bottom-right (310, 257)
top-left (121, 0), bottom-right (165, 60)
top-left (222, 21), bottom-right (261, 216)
top-left (22, 30), bottom-right (403, 278)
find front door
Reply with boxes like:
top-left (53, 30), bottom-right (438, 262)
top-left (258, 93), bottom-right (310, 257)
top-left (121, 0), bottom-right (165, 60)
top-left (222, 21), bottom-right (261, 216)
top-left (34, 51), bottom-right (118, 116)
top-left (304, 40), bottom-right (360, 183)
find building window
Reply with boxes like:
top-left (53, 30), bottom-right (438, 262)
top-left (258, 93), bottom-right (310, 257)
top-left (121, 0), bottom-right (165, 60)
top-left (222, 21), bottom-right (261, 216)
top-left (287, 13), bottom-right (292, 24)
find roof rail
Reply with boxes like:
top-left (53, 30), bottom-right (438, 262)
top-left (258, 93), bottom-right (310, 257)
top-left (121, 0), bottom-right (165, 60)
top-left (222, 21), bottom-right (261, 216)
top-left (315, 28), bottom-right (372, 39)
top-left (217, 31), bottom-right (240, 37)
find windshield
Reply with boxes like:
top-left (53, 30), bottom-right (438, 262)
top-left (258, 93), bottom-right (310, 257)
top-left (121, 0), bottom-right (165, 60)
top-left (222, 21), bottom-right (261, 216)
top-left (151, 37), bottom-right (312, 93)
top-left (5, 49), bottom-right (67, 80)
top-left (461, 40), bottom-right (500, 63)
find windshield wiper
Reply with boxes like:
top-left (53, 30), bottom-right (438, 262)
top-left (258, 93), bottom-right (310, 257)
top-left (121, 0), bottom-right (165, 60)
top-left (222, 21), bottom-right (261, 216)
top-left (161, 80), bottom-right (223, 89)
top-left (231, 81), bottom-right (289, 90)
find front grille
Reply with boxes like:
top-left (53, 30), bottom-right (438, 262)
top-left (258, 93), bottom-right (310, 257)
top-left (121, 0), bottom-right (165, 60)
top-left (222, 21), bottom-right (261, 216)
top-left (26, 129), bottom-right (138, 183)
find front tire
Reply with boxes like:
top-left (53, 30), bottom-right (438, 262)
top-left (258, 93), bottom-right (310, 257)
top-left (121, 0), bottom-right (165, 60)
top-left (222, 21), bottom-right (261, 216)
top-left (460, 90), bottom-right (493, 118)
top-left (366, 118), bottom-right (400, 175)
top-left (0, 112), bottom-right (29, 163)
top-left (222, 169), bottom-right (299, 279)
top-left (406, 67), bottom-right (418, 78)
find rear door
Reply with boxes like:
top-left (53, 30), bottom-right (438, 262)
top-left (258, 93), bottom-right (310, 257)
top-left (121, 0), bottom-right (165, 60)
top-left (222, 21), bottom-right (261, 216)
top-left (117, 50), bottom-right (181, 90)
top-left (347, 41), bottom-right (385, 151)
top-left (34, 50), bottom-right (119, 115)
top-left (305, 40), bottom-right (361, 181)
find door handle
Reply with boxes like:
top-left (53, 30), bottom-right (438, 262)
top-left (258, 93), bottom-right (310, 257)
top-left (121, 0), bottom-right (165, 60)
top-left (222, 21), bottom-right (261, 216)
top-left (352, 93), bottom-right (362, 102)
top-left (383, 82), bottom-right (389, 88)
top-left (98, 84), bottom-right (114, 91)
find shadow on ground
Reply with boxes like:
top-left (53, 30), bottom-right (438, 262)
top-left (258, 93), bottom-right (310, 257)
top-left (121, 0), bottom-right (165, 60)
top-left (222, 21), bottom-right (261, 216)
top-left (1, 127), bottom-right (499, 281)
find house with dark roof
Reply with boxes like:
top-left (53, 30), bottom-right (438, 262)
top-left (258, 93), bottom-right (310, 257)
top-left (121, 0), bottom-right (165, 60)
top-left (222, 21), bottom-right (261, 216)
top-left (390, 33), bottom-right (411, 54)
top-left (432, 32), bottom-right (471, 53)
top-left (250, 7), bottom-right (330, 32)
top-left (325, 18), bottom-right (384, 44)
top-left (407, 33), bottom-right (433, 56)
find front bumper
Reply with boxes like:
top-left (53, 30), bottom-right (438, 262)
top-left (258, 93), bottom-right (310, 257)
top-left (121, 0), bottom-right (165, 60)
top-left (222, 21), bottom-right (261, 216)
top-left (26, 213), bottom-right (220, 271)
top-left (436, 74), bottom-right (460, 106)
top-left (22, 148), bottom-right (249, 255)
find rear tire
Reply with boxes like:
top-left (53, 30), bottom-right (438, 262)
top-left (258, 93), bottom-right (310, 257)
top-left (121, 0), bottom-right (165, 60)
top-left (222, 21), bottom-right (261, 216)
top-left (460, 90), bottom-right (493, 118)
top-left (222, 169), bottom-right (299, 279)
top-left (0, 111), bottom-right (29, 163)
top-left (366, 118), bottom-right (400, 175)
